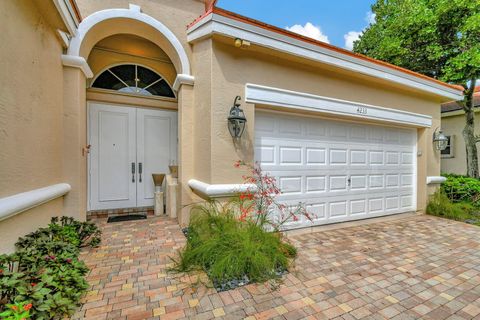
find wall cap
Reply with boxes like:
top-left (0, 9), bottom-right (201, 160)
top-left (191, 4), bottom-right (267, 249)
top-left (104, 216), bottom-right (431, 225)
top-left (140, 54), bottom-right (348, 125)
top-left (61, 55), bottom-right (94, 78)
top-left (188, 179), bottom-right (257, 199)
top-left (426, 176), bottom-right (447, 185)
top-left (0, 183), bottom-right (71, 222)
top-left (173, 74), bottom-right (195, 91)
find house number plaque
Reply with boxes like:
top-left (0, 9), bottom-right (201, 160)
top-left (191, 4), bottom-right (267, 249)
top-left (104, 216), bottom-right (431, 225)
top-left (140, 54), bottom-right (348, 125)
top-left (356, 106), bottom-right (368, 115)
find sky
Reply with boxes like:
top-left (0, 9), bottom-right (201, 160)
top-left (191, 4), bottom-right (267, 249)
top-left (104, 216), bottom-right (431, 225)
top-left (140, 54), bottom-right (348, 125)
top-left (216, 0), bottom-right (377, 50)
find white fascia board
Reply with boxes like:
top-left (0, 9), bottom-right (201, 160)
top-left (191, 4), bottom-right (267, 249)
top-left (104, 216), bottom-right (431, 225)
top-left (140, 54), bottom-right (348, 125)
top-left (0, 183), bottom-right (71, 222)
top-left (188, 179), bottom-right (257, 199)
top-left (188, 14), bottom-right (464, 101)
top-left (441, 108), bottom-right (480, 118)
top-left (246, 83), bottom-right (433, 127)
top-left (52, 0), bottom-right (79, 36)
top-left (57, 29), bottom-right (70, 48)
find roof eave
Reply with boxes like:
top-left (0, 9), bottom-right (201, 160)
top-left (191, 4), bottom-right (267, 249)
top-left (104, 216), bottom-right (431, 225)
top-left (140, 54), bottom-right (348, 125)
top-left (52, 0), bottom-right (81, 36)
top-left (187, 11), bottom-right (464, 102)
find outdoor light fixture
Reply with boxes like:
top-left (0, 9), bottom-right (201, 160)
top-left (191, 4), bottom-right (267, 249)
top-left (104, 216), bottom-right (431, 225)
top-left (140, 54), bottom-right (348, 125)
top-left (433, 127), bottom-right (449, 151)
top-left (227, 96), bottom-right (247, 139)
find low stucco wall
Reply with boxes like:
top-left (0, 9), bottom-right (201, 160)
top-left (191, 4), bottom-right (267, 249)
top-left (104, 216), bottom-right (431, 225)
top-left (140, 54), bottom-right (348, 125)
top-left (441, 113), bottom-right (480, 175)
top-left (0, 1), bottom-right (70, 251)
top-left (0, 198), bottom-right (63, 253)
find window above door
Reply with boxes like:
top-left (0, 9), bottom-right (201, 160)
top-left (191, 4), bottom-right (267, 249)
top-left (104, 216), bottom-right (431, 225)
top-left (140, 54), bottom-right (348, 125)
top-left (91, 64), bottom-right (175, 98)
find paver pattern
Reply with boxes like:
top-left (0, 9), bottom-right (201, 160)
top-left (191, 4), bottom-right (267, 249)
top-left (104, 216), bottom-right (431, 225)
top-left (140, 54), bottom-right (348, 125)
top-left (72, 215), bottom-right (480, 320)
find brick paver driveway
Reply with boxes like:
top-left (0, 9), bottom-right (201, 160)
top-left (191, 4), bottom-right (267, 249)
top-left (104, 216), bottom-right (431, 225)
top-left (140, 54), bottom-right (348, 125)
top-left (73, 215), bottom-right (480, 320)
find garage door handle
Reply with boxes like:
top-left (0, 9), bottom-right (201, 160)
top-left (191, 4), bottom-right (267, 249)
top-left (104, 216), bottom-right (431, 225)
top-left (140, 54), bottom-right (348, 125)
top-left (131, 162), bottom-right (135, 183)
top-left (347, 178), bottom-right (351, 187)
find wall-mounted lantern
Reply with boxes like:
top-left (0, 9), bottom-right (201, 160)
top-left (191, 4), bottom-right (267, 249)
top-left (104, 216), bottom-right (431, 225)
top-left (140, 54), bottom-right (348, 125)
top-left (227, 96), bottom-right (247, 139)
top-left (433, 128), bottom-right (448, 151)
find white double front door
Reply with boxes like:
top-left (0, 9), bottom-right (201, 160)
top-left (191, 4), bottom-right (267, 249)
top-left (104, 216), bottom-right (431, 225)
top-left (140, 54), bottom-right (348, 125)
top-left (88, 103), bottom-right (177, 211)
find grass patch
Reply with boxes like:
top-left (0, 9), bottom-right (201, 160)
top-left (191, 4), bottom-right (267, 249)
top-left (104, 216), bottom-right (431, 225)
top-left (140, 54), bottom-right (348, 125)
top-left (426, 190), bottom-right (480, 225)
top-left (172, 202), bottom-right (296, 289)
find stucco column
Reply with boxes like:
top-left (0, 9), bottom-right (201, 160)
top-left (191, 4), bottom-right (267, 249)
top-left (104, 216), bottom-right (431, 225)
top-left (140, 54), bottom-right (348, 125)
top-left (177, 83), bottom-right (196, 226)
top-left (62, 65), bottom-right (88, 221)
top-left (416, 128), bottom-right (428, 212)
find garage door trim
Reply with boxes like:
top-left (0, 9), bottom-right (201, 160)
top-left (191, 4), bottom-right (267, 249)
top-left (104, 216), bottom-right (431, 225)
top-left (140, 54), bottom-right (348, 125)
top-left (246, 83), bottom-right (432, 128)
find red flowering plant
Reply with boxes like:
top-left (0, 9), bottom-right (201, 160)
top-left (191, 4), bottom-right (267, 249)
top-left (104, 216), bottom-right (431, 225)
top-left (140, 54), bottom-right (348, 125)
top-left (233, 160), bottom-right (314, 231)
top-left (0, 302), bottom-right (32, 320)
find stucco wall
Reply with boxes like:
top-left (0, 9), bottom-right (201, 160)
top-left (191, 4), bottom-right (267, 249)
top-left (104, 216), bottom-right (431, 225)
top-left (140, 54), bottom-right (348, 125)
top-left (188, 39), bottom-right (444, 218)
top-left (0, 199), bottom-right (63, 253)
top-left (0, 1), bottom-right (66, 253)
top-left (67, 0), bottom-right (446, 225)
top-left (441, 113), bottom-right (480, 175)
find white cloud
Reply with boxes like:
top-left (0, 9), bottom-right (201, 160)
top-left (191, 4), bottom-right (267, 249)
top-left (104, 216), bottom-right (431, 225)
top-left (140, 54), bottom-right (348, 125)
top-left (343, 11), bottom-right (376, 50)
top-left (365, 11), bottom-right (376, 25)
top-left (344, 31), bottom-right (362, 51)
top-left (286, 22), bottom-right (330, 43)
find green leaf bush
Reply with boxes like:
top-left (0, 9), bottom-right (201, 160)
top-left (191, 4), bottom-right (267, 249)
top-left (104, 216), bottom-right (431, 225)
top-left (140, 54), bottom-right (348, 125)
top-left (173, 202), bottom-right (297, 289)
top-left (441, 174), bottom-right (480, 207)
top-left (0, 216), bottom-right (101, 319)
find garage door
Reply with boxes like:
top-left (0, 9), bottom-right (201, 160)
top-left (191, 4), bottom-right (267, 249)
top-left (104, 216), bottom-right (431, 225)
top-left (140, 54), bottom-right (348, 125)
top-left (254, 111), bottom-right (417, 229)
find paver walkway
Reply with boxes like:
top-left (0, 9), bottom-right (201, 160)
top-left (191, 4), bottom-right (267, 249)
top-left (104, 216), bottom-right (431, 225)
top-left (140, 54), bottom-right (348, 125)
top-left (72, 215), bottom-right (480, 320)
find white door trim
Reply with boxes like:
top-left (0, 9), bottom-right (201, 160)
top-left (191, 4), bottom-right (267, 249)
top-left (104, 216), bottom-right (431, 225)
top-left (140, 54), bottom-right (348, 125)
top-left (245, 83), bottom-right (432, 128)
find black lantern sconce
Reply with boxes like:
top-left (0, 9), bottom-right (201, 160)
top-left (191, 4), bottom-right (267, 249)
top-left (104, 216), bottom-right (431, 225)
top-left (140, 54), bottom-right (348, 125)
top-left (227, 96), bottom-right (247, 139)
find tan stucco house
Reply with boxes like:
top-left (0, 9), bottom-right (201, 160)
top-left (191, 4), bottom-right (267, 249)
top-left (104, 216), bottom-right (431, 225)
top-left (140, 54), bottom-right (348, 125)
top-left (0, 0), bottom-right (465, 253)
top-left (441, 87), bottom-right (480, 174)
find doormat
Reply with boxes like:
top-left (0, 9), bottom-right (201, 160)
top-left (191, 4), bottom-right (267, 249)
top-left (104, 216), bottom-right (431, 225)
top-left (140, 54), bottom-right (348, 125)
top-left (107, 214), bottom-right (147, 223)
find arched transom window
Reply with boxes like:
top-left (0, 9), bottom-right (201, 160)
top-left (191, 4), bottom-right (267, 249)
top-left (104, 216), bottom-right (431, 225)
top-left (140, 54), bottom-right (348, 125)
top-left (91, 64), bottom-right (175, 98)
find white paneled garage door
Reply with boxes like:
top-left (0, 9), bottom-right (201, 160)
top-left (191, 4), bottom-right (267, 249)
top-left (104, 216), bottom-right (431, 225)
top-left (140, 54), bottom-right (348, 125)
top-left (255, 111), bottom-right (417, 229)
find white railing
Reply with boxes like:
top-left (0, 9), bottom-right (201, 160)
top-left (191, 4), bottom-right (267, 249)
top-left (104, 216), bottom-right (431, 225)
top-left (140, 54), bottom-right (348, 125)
top-left (0, 183), bottom-right (71, 222)
top-left (188, 179), bottom-right (257, 199)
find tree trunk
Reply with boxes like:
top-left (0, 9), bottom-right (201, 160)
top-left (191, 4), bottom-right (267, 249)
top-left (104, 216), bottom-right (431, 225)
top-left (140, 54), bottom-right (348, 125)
top-left (462, 82), bottom-right (478, 178)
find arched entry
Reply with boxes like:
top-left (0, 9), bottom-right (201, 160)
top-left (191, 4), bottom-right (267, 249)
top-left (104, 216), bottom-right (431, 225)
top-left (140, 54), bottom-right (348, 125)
top-left (68, 4), bottom-right (193, 85)
top-left (62, 4), bottom-right (195, 221)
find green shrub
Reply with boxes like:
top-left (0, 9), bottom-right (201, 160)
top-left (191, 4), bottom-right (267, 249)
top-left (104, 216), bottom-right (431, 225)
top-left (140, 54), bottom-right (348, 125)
top-left (173, 202), bottom-right (297, 286)
top-left (442, 173), bottom-right (480, 206)
top-left (0, 216), bottom-right (101, 319)
top-left (426, 190), bottom-right (474, 221)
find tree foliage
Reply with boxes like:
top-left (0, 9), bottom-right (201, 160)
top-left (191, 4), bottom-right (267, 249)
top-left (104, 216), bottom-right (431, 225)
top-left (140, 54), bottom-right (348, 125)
top-left (354, 0), bottom-right (480, 177)
top-left (354, 0), bottom-right (479, 85)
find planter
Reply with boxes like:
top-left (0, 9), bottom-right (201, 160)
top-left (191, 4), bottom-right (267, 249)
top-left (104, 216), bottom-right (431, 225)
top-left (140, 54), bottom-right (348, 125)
top-left (169, 165), bottom-right (178, 178)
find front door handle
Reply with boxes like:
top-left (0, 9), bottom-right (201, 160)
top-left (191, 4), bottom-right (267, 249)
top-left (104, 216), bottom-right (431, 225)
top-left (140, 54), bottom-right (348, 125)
top-left (138, 162), bottom-right (143, 183)
top-left (131, 162), bottom-right (135, 183)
